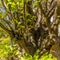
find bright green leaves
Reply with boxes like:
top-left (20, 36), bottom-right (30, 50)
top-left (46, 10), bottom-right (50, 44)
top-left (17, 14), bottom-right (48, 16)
top-left (0, 29), bottom-right (19, 58)
top-left (20, 50), bottom-right (57, 60)
top-left (11, 2), bottom-right (17, 11)
top-left (7, 0), bottom-right (25, 11)
top-left (0, 37), bottom-right (19, 58)
top-left (7, 1), bottom-right (18, 11)
top-left (6, 0), bottom-right (22, 11)
top-left (40, 52), bottom-right (57, 60)
top-left (0, 44), bottom-right (18, 58)
top-left (8, 0), bottom-right (12, 2)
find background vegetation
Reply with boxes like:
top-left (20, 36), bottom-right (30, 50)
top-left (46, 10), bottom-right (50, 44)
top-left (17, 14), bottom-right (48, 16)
top-left (0, 0), bottom-right (60, 60)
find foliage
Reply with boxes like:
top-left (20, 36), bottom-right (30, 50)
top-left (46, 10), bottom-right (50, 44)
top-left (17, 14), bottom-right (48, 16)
top-left (20, 50), bottom-right (57, 60)
top-left (0, 37), bottom-right (19, 58)
top-left (40, 53), bottom-right (57, 60)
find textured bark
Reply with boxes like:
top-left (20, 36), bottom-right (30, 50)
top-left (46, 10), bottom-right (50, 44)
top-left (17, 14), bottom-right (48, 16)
top-left (57, 0), bottom-right (60, 16)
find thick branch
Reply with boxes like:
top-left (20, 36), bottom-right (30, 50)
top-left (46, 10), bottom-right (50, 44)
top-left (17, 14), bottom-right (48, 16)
top-left (1, 0), bottom-right (6, 9)
top-left (47, 1), bottom-right (56, 17)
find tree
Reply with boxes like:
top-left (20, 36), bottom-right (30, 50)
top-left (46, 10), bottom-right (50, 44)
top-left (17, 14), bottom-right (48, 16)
top-left (0, 0), bottom-right (58, 56)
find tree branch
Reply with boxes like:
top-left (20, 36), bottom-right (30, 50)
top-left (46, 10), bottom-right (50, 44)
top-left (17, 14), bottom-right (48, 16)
top-left (47, 1), bottom-right (56, 17)
top-left (0, 22), bottom-right (12, 35)
top-left (39, 2), bottom-right (47, 18)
